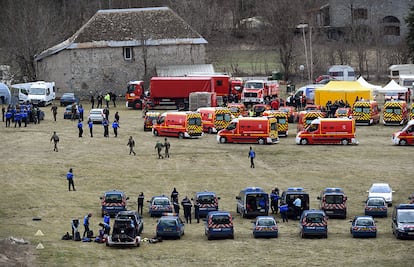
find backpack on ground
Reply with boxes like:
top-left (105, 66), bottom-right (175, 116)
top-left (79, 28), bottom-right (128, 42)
top-left (74, 231), bottom-right (81, 241)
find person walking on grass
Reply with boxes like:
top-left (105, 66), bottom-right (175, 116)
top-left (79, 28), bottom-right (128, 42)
top-left (88, 118), bottom-right (93, 137)
top-left (66, 168), bottom-right (76, 191)
top-left (50, 131), bottom-right (59, 152)
top-left (248, 146), bottom-right (255, 168)
top-left (112, 120), bottom-right (119, 137)
top-left (164, 138), bottom-right (170, 158)
top-left (127, 136), bottom-right (136, 155)
top-left (51, 104), bottom-right (58, 122)
top-left (77, 119), bottom-right (83, 138)
top-left (155, 140), bottom-right (164, 159)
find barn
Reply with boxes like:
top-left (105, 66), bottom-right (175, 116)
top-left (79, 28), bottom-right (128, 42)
top-left (34, 7), bottom-right (208, 95)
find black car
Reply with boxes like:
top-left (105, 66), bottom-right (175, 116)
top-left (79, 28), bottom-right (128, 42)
top-left (60, 93), bottom-right (79, 106)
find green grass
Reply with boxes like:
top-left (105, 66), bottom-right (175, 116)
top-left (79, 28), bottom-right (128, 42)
top-left (0, 101), bottom-right (413, 266)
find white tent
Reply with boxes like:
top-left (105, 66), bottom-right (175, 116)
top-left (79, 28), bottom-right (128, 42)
top-left (377, 80), bottom-right (408, 93)
top-left (357, 76), bottom-right (382, 92)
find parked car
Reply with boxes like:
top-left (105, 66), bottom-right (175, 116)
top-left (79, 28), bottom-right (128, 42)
top-left (205, 211), bottom-right (234, 240)
top-left (115, 210), bottom-right (143, 235)
top-left (60, 93), bottom-right (79, 106)
top-left (252, 216), bottom-right (278, 238)
top-left (88, 108), bottom-right (105, 123)
top-left (364, 197), bottom-right (388, 217)
top-left (63, 104), bottom-right (78, 120)
top-left (100, 190), bottom-right (129, 217)
top-left (350, 216), bottom-right (377, 238)
top-left (156, 214), bottom-right (185, 239)
top-left (299, 210), bottom-right (328, 238)
top-left (367, 183), bottom-right (394, 207)
top-left (314, 75), bottom-right (336, 84)
top-left (147, 195), bottom-right (173, 217)
top-left (106, 216), bottom-right (141, 247)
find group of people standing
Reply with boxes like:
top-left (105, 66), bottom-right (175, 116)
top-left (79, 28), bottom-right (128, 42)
top-left (170, 188), bottom-right (200, 224)
top-left (3, 103), bottom-right (42, 127)
top-left (90, 92), bottom-right (117, 109)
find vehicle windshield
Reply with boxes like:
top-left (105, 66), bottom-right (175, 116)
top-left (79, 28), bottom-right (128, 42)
top-left (126, 84), bottom-right (135, 94)
top-left (154, 198), bottom-right (170, 205)
top-left (159, 219), bottom-right (177, 227)
top-left (356, 219), bottom-right (374, 226)
top-left (277, 118), bottom-right (286, 124)
top-left (229, 107), bottom-right (240, 113)
top-left (188, 117), bottom-right (202, 126)
top-left (270, 122), bottom-right (277, 131)
top-left (257, 219), bottom-right (275, 226)
top-left (29, 88), bottom-right (46, 95)
top-left (370, 186), bottom-right (391, 193)
top-left (245, 82), bottom-right (264, 89)
top-left (325, 195), bottom-right (343, 204)
top-left (385, 107), bottom-right (401, 115)
top-left (226, 122), bottom-right (237, 130)
top-left (337, 109), bottom-right (347, 115)
top-left (254, 106), bottom-right (266, 113)
top-left (62, 93), bottom-right (74, 98)
top-left (198, 195), bottom-right (215, 204)
top-left (398, 210), bottom-right (414, 223)
top-left (90, 110), bottom-right (102, 114)
top-left (216, 113), bottom-right (232, 122)
top-left (306, 214), bottom-right (324, 223)
top-left (105, 194), bottom-right (123, 203)
top-left (367, 198), bottom-right (385, 206)
top-left (212, 215), bottom-right (230, 224)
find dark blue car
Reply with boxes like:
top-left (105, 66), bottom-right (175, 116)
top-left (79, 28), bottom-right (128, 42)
top-left (252, 216), bottom-right (278, 238)
top-left (299, 210), bottom-right (328, 238)
top-left (350, 216), bottom-right (377, 238)
top-left (156, 215), bottom-right (185, 239)
top-left (100, 190), bottom-right (129, 217)
top-left (148, 195), bottom-right (173, 217)
top-left (194, 191), bottom-right (220, 218)
top-left (364, 197), bottom-right (387, 217)
top-left (205, 211), bottom-right (234, 240)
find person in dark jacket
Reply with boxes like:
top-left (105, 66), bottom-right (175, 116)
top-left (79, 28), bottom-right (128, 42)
top-left (171, 187), bottom-right (179, 203)
top-left (77, 120), bottom-right (83, 137)
top-left (181, 196), bottom-right (192, 224)
top-left (50, 131), bottom-right (59, 152)
top-left (127, 136), bottom-right (136, 155)
top-left (66, 168), bottom-right (76, 191)
top-left (88, 118), bottom-right (93, 137)
top-left (83, 213), bottom-right (92, 238)
top-left (137, 192), bottom-right (144, 215)
top-left (112, 120), bottom-right (119, 137)
top-left (102, 118), bottom-right (109, 137)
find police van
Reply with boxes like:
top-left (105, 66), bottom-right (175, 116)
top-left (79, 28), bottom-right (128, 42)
top-left (280, 187), bottom-right (310, 219)
top-left (204, 211), bottom-right (234, 240)
top-left (391, 204), bottom-right (414, 239)
top-left (317, 188), bottom-right (347, 219)
top-left (194, 191), bottom-right (220, 218)
top-left (299, 209), bottom-right (328, 238)
top-left (236, 187), bottom-right (269, 218)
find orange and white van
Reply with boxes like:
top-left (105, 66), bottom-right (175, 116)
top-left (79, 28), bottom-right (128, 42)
top-left (296, 117), bottom-right (358, 145)
top-left (197, 107), bottom-right (232, 133)
top-left (143, 111), bottom-right (160, 131)
top-left (392, 119), bottom-right (414, 145)
top-left (217, 117), bottom-right (279, 145)
top-left (352, 101), bottom-right (380, 125)
top-left (263, 110), bottom-right (289, 137)
top-left (152, 111), bottom-right (203, 139)
top-left (383, 101), bottom-right (409, 126)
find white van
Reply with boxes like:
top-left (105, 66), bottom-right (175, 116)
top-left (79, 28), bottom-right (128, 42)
top-left (328, 65), bottom-right (356, 81)
top-left (11, 81), bottom-right (56, 106)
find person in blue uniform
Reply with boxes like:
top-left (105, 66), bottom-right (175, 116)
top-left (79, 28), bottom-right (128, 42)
top-left (67, 168), bottom-right (76, 191)
top-left (112, 120), bottom-right (119, 137)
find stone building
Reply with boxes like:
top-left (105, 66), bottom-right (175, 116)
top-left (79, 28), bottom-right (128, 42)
top-left (34, 7), bottom-right (207, 95)
top-left (315, 0), bottom-right (414, 43)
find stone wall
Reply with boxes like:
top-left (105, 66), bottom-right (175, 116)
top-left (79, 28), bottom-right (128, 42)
top-left (36, 44), bottom-right (206, 97)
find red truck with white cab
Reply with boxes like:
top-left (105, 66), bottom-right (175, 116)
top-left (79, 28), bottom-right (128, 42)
top-left (392, 119), bottom-right (414, 145)
top-left (296, 117), bottom-right (358, 145)
top-left (241, 80), bottom-right (279, 105)
top-left (125, 81), bottom-right (145, 109)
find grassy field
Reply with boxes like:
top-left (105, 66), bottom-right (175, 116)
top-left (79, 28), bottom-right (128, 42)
top-left (0, 99), bottom-right (413, 267)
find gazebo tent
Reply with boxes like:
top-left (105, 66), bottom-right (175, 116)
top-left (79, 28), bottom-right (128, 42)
top-left (357, 77), bottom-right (382, 93)
top-left (377, 80), bottom-right (408, 93)
top-left (314, 81), bottom-right (373, 107)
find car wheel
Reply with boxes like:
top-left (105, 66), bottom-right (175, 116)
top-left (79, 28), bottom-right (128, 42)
top-left (300, 138), bottom-right (308, 145)
top-left (258, 138), bottom-right (265, 145)
top-left (178, 132), bottom-right (184, 139)
top-left (399, 139), bottom-right (407, 146)
top-left (207, 235), bottom-right (212, 240)
top-left (341, 139), bottom-right (349, 145)
top-left (153, 130), bottom-right (159, 136)
top-left (219, 137), bottom-right (227, 144)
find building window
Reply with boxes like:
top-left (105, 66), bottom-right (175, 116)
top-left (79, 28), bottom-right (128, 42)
top-left (382, 16), bottom-right (400, 36)
top-left (353, 8), bottom-right (367, 20)
top-left (123, 47), bottom-right (133, 60)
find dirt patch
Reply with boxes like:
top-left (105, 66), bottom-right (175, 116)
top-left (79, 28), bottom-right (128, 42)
top-left (0, 238), bottom-right (36, 267)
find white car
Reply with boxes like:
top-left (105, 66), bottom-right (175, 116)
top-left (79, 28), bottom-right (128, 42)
top-left (88, 108), bottom-right (105, 123)
top-left (367, 183), bottom-right (394, 207)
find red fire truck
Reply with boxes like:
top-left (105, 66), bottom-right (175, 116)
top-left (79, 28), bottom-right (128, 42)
top-left (241, 80), bottom-right (279, 105)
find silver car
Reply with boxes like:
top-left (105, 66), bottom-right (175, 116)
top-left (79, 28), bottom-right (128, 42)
top-left (367, 183), bottom-right (394, 207)
top-left (88, 108), bottom-right (105, 123)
